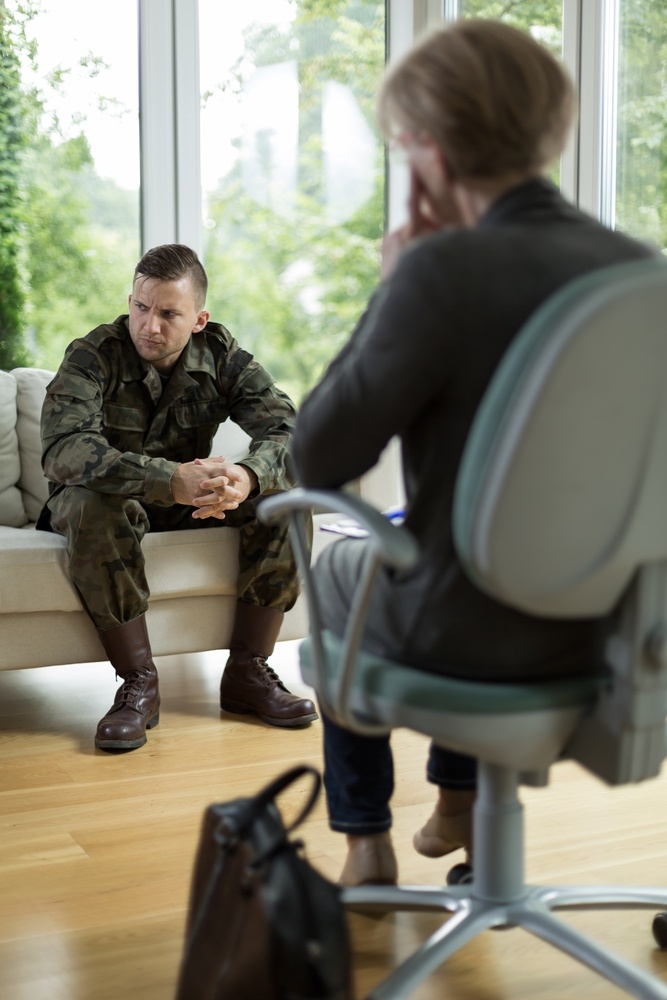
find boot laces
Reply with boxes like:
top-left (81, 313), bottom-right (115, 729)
top-left (116, 669), bottom-right (151, 706)
top-left (252, 656), bottom-right (289, 692)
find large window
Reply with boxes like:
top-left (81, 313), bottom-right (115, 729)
top-left (4, 0), bottom-right (140, 371)
top-left (3, 0), bottom-right (666, 379)
top-left (615, 0), bottom-right (667, 251)
top-left (198, 0), bottom-right (386, 403)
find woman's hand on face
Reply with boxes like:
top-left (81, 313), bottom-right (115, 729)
top-left (407, 166), bottom-right (443, 237)
top-left (380, 168), bottom-right (443, 281)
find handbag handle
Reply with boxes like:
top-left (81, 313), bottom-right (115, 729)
top-left (250, 764), bottom-right (322, 834)
top-left (218, 765), bottom-right (323, 843)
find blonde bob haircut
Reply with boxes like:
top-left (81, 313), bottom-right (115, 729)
top-left (377, 19), bottom-right (575, 180)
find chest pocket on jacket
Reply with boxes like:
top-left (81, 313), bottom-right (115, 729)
top-left (172, 401), bottom-right (230, 459)
top-left (172, 401), bottom-right (229, 428)
top-left (103, 402), bottom-right (146, 452)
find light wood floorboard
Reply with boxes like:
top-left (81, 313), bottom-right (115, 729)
top-left (1, 640), bottom-right (667, 999)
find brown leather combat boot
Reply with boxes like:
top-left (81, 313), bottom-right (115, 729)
top-left (95, 614), bottom-right (161, 751)
top-left (219, 602), bottom-right (319, 728)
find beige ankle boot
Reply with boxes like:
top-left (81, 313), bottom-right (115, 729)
top-left (339, 833), bottom-right (398, 887)
top-left (413, 806), bottom-right (472, 859)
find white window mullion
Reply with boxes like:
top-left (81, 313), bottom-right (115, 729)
top-left (414, 0), bottom-right (444, 36)
top-left (560, 0), bottom-right (581, 205)
top-left (377, 0), bottom-right (424, 508)
top-left (577, 0), bottom-right (619, 225)
top-left (443, 0), bottom-right (460, 21)
top-left (173, 0), bottom-right (202, 254)
top-left (386, 0), bottom-right (414, 230)
top-left (598, 0), bottom-right (620, 229)
top-left (139, 0), bottom-right (177, 250)
top-left (386, 0), bottom-right (444, 231)
top-left (139, 0), bottom-right (201, 252)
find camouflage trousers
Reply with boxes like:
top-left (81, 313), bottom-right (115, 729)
top-left (46, 486), bottom-right (311, 630)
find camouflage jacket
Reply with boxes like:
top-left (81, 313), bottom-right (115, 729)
top-left (40, 316), bottom-right (297, 507)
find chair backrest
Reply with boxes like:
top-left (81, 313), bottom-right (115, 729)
top-left (455, 258), bottom-right (667, 617)
top-left (453, 258), bottom-right (667, 783)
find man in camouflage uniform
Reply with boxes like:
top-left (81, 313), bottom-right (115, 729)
top-left (38, 243), bottom-right (317, 752)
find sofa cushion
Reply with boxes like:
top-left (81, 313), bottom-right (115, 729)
top-left (0, 523), bottom-right (241, 614)
top-left (211, 416), bottom-right (251, 463)
top-left (0, 370), bottom-right (29, 527)
top-left (13, 367), bottom-right (55, 522)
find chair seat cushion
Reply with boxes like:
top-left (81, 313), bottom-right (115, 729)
top-left (300, 631), bottom-right (611, 770)
top-left (300, 629), bottom-right (609, 715)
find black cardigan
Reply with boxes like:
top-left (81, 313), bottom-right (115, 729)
top-left (291, 179), bottom-right (656, 680)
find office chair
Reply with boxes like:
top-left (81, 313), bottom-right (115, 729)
top-left (260, 257), bottom-right (667, 1000)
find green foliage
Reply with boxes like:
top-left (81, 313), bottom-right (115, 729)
top-left (461, 0), bottom-right (562, 34)
top-left (0, 4), bottom-right (29, 369)
top-left (203, 0), bottom-right (385, 403)
top-left (21, 136), bottom-right (137, 370)
top-left (0, 0), bottom-right (139, 372)
top-left (616, 0), bottom-right (667, 250)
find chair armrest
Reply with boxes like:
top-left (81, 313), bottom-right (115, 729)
top-left (259, 488), bottom-right (420, 733)
top-left (260, 488), bottom-right (418, 568)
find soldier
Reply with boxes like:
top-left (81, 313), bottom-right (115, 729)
top-left (38, 243), bottom-right (317, 752)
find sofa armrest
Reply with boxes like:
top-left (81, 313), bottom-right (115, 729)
top-left (0, 370), bottom-right (29, 527)
top-left (13, 367), bottom-right (55, 523)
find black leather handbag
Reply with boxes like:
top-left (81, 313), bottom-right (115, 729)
top-left (174, 765), bottom-right (353, 1000)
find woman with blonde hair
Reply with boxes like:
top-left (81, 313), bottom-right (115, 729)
top-left (292, 19), bottom-right (657, 886)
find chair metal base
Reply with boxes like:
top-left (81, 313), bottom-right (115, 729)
top-left (342, 762), bottom-right (667, 1000)
top-left (343, 883), bottom-right (667, 999)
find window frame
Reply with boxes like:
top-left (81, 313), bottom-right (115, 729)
top-left (139, 0), bottom-right (202, 252)
top-left (139, 0), bottom-right (430, 248)
top-left (137, 0), bottom-right (624, 241)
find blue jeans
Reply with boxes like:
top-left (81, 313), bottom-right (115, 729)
top-left (322, 708), bottom-right (477, 835)
top-left (313, 537), bottom-right (478, 835)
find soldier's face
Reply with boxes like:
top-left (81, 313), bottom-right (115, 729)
top-left (128, 275), bottom-right (210, 374)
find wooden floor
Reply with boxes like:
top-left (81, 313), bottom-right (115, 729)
top-left (2, 640), bottom-right (667, 1000)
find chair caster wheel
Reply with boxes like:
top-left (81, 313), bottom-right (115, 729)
top-left (652, 912), bottom-right (667, 948)
top-left (447, 862), bottom-right (473, 886)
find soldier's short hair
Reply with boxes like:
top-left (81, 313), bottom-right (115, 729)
top-left (377, 18), bottom-right (574, 180)
top-left (134, 244), bottom-right (208, 308)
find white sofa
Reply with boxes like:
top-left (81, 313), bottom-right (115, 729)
top-left (0, 367), bottom-right (374, 671)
